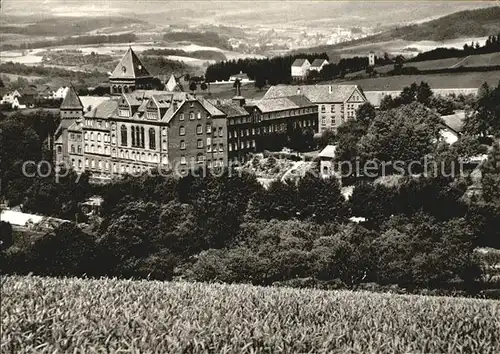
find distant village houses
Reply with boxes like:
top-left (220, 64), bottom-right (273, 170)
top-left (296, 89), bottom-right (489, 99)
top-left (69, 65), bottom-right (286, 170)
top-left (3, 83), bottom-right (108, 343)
top-left (291, 58), bottom-right (329, 81)
top-left (291, 58), bottom-right (311, 81)
top-left (229, 71), bottom-right (252, 83)
top-left (310, 59), bottom-right (329, 72)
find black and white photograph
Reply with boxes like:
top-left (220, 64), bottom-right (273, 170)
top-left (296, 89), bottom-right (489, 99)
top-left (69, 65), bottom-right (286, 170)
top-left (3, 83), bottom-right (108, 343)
top-left (1, 0), bottom-right (500, 352)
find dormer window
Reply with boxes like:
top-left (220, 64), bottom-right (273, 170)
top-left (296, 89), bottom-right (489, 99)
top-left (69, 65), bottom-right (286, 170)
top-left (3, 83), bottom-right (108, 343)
top-left (146, 111), bottom-right (158, 120)
top-left (119, 109), bottom-right (130, 117)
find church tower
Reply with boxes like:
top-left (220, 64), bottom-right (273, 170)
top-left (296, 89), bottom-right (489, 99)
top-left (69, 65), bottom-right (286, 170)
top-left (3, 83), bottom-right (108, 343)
top-left (109, 47), bottom-right (154, 95)
top-left (54, 85), bottom-right (83, 165)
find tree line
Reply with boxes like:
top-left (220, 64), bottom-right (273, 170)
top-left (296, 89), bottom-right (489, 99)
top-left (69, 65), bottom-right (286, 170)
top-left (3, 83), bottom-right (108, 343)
top-left (1, 83), bottom-right (500, 296)
top-left (408, 33), bottom-right (500, 63)
top-left (1, 34), bottom-right (138, 51)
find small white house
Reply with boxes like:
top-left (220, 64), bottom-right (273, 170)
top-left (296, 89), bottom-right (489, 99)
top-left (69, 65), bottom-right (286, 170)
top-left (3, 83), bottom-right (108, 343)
top-left (53, 86), bottom-right (70, 99)
top-left (11, 96), bottom-right (27, 109)
top-left (229, 71), bottom-right (252, 83)
top-left (291, 58), bottom-right (311, 80)
top-left (1, 89), bottom-right (21, 105)
top-left (318, 145), bottom-right (341, 183)
top-left (310, 58), bottom-right (329, 72)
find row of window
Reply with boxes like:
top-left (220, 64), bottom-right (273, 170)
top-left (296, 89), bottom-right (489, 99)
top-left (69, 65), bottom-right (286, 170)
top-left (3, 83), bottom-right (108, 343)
top-left (321, 105), bottom-right (339, 113)
top-left (85, 119), bottom-right (109, 129)
top-left (114, 150), bottom-right (164, 163)
top-left (179, 111), bottom-right (203, 121)
top-left (228, 140), bottom-right (256, 151)
top-left (71, 158), bottom-right (83, 169)
top-left (69, 144), bottom-right (82, 154)
top-left (179, 155), bottom-right (224, 167)
top-left (85, 144), bottom-right (108, 155)
top-left (86, 158), bottom-right (110, 171)
top-left (120, 126), bottom-right (157, 150)
top-left (179, 125), bottom-right (221, 137)
top-left (85, 132), bottom-right (111, 143)
top-left (69, 133), bottom-right (82, 141)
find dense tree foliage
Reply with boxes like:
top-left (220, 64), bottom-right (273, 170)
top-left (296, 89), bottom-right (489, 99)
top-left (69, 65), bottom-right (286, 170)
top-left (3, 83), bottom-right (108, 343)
top-left (463, 82), bottom-right (500, 137)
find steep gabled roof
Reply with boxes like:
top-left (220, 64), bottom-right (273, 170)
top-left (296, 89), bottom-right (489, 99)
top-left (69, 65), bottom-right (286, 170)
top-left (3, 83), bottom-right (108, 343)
top-left (254, 95), bottom-right (315, 113)
top-left (110, 47), bottom-right (152, 80)
top-left (263, 84), bottom-right (364, 103)
top-left (60, 85), bottom-right (83, 110)
top-left (209, 99), bottom-right (249, 118)
top-left (197, 97), bottom-right (226, 117)
top-left (165, 74), bottom-right (178, 92)
top-left (84, 100), bottom-right (118, 119)
top-left (441, 111), bottom-right (466, 134)
top-left (311, 58), bottom-right (328, 67)
top-left (292, 58), bottom-right (310, 67)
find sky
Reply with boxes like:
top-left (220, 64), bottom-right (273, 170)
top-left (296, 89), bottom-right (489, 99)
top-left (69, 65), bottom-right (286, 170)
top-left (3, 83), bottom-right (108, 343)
top-left (1, 1), bottom-right (498, 26)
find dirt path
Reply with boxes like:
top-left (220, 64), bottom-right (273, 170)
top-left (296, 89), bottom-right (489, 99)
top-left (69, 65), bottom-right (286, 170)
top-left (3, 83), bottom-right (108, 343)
top-left (449, 55), bottom-right (471, 69)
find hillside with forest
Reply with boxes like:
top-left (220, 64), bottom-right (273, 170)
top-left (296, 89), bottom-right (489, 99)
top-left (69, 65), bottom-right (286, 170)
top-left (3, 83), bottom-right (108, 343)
top-left (0, 16), bottom-right (146, 37)
top-left (302, 6), bottom-right (500, 54)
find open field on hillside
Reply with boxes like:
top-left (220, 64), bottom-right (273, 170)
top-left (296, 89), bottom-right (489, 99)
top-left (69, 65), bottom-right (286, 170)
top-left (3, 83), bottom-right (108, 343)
top-left (2, 276), bottom-right (500, 353)
top-left (199, 82), bottom-right (268, 100)
top-left (372, 52), bottom-right (500, 74)
top-left (336, 71), bottom-right (500, 91)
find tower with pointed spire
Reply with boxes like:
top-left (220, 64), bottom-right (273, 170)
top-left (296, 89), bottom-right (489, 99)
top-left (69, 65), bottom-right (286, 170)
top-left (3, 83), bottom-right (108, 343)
top-left (109, 47), bottom-right (154, 95)
top-left (54, 84), bottom-right (84, 165)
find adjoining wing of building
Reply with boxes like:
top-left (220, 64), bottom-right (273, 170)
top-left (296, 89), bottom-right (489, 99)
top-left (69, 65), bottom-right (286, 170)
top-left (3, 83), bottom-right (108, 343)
top-left (263, 84), bottom-right (367, 132)
top-left (54, 48), bottom-right (366, 182)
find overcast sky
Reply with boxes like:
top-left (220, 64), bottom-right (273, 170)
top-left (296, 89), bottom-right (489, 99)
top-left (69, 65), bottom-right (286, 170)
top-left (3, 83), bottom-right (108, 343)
top-left (2, 1), bottom-right (498, 27)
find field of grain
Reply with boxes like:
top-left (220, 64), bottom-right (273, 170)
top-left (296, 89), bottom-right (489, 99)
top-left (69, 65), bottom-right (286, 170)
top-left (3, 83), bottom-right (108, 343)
top-left (2, 276), bottom-right (499, 353)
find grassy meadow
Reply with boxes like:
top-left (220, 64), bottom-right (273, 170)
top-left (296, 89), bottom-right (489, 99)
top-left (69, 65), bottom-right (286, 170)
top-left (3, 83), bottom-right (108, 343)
top-left (2, 276), bottom-right (500, 353)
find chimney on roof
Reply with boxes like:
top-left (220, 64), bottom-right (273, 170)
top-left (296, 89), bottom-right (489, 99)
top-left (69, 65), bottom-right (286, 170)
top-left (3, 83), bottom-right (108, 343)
top-left (232, 96), bottom-right (245, 107)
top-left (329, 85), bottom-right (332, 94)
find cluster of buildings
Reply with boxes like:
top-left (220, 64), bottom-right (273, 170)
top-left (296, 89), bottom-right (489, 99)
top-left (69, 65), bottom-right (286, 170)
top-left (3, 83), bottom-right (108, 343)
top-left (54, 47), bottom-right (367, 182)
top-left (0, 85), bottom-right (70, 109)
top-left (291, 58), bottom-right (330, 80)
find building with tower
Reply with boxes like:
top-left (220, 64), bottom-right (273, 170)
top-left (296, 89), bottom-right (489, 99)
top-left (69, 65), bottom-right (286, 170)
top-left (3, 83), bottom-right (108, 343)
top-left (55, 47), bottom-right (322, 181)
top-left (54, 85), bottom-right (84, 168)
top-left (368, 51), bottom-right (375, 66)
top-left (109, 47), bottom-right (155, 95)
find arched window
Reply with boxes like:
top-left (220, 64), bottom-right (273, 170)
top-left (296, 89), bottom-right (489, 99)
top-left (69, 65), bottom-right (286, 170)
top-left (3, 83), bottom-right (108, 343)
top-left (180, 140), bottom-right (186, 150)
top-left (71, 145), bottom-right (75, 153)
top-left (97, 133), bottom-right (101, 142)
top-left (131, 126), bottom-right (136, 147)
top-left (149, 128), bottom-right (156, 149)
top-left (179, 126), bottom-right (185, 136)
top-left (77, 146), bottom-right (81, 154)
top-left (121, 126), bottom-right (127, 146)
top-left (148, 153), bottom-right (152, 162)
top-left (57, 146), bottom-right (62, 154)
top-left (196, 124), bottom-right (202, 135)
top-left (90, 132), bottom-right (94, 141)
top-left (91, 145), bottom-right (95, 153)
top-left (132, 151), bottom-right (136, 160)
top-left (153, 154), bottom-right (158, 163)
top-left (84, 144), bottom-right (88, 153)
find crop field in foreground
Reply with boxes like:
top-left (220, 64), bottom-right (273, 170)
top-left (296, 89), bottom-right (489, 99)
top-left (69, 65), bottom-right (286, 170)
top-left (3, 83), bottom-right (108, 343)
top-left (2, 276), bottom-right (500, 353)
